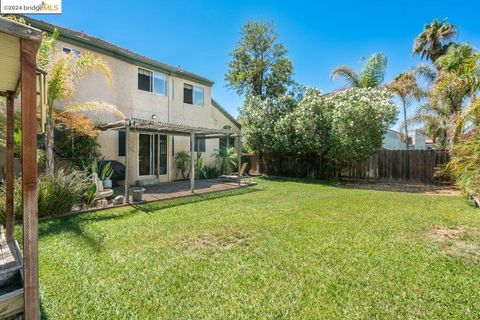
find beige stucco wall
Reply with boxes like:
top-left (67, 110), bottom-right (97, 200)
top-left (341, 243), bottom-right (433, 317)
top-left (56, 40), bottom-right (239, 183)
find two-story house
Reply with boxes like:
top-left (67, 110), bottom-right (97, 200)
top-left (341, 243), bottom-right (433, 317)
top-left (25, 17), bottom-right (241, 185)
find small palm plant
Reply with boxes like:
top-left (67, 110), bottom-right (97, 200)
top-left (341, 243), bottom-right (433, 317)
top-left (175, 151), bottom-right (191, 180)
top-left (212, 147), bottom-right (238, 175)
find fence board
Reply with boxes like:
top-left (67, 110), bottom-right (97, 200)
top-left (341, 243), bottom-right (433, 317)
top-left (343, 149), bottom-right (449, 184)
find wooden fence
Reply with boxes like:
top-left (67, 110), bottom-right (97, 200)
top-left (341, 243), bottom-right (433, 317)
top-left (340, 149), bottom-right (449, 183)
top-left (247, 150), bottom-right (450, 184)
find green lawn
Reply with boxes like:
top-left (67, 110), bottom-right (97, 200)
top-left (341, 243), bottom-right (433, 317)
top-left (32, 178), bottom-right (480, 319)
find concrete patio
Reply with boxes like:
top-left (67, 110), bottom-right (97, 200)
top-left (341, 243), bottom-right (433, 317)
top-left (113, 179), bottom-right (249, 203)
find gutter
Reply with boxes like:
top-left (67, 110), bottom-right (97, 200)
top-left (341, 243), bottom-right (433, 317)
top-left (22, 16), bottom-right (215, 87)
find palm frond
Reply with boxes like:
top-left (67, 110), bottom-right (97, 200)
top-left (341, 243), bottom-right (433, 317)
top-left (60, 101), bottom-right (125, 122)
top-left (412, 64), bottom-right (438, 84)
top-left (359, 53), bottom-right (387, 88)
top-left (331, 66), bottom-right (360, 88)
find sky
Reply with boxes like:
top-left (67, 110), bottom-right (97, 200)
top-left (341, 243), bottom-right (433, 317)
top-left (29, 0), bottom-right (480, 130)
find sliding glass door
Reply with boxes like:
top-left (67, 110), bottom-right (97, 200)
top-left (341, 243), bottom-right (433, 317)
top-left (138, 133), bottom-right (168, 176)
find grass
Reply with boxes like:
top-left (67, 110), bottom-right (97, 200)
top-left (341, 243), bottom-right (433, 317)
top-left (24, 177), bottom-right (480, 319)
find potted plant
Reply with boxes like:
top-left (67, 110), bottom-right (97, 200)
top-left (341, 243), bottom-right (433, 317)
top-left (100, 162), bottom-right (114, 189)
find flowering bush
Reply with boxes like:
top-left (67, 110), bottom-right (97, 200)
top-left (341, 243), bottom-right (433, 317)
top-left (240, 87), bottom-right (398, 176)
top-left (327, 88), bottom-right (398, 167)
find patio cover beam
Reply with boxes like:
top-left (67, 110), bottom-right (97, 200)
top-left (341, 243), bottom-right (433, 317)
top-left (124, 121), bottom-right (130, 203)
top-left (98, 118), bottom-right (240, 138)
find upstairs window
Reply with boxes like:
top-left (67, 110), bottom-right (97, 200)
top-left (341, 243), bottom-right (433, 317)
top-left (183, 84), bottom-right (204, 107)
top-left (138, 68), bottom-right (152, 92)
top-left (138, 68), bottom-right (167, 96)
top-left (193, 87), bottom-right (204, 107)
top-left (183, 84), bottom-right (193, 104)
top-left (153, 73), bottom-right (167, 95)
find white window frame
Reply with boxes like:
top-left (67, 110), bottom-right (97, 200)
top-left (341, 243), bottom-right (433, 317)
top-left (137, 67), bottom-right (167, 96)
top-left (183, 83), bottom-right (204, 107)
top-left (137, 133), bottom-right (169, 177)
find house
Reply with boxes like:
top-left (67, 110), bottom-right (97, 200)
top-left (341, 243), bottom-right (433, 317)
top-left (24, 17), bottom-right (241, 186)
top-left (382, 129), bottom-right (433, 150)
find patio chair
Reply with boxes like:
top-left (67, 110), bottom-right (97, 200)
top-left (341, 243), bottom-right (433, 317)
top-left (219, 163), bottom-right (254, 184)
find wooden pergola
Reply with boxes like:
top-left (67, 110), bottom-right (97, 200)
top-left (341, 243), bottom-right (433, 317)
top-left (100, 118), bottom-right (242, 202)
top-left (0, 17), bottom-right (42, 319)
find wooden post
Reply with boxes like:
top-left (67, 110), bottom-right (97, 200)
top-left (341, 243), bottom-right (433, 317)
top-left (237, 134), bottom-right (242, 186)
top-left (5, 93), bottom-right (14, 242)
top-left (21, 38), bottom-right (40, 320)
top-left (124, 121), bottom-right (130, 204)
top-left (190, 130), bottom-right (195, 193)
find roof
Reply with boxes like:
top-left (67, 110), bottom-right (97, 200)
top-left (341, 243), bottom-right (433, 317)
top-left (21, 17), bottom-right (241, 129)
top-left (0, 16), bottom-right (42, 42)
top-left (100, 118), bottom-right (240, 138)
top-left (22, 16), bottom-right (214, 86)
top-left (0, 17), bottom-right (42, 95)
top-left (211, 99), bottom-right (241, 129)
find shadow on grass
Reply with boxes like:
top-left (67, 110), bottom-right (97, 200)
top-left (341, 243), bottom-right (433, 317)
top-left (33, 186), bottom-right (261, 252)
top-left (260, 175), bottom-right (336, 186)
top-left (134, 186), bottom-right (262, 213)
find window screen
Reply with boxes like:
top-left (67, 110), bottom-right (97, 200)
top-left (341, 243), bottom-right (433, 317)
top-left (138, 68), bottom-right (153, 92)
top-left (159, 135), bottom-right (168, 175)
top-left (183, 84), bottom-right (193, 104)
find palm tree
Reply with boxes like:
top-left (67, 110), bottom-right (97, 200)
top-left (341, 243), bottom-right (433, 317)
top-left (38, 29), bottom-right (120, 174)
top-left (413, 19), bottom-right (457, 63)
top-left (445, 99), bottom-right (480, 196)
top-left (411, 46), bottom-right (480, 148)
top-left (331, 53), bottom-right (387, 88)
top-left (388, 72), bottom-right (423, 149)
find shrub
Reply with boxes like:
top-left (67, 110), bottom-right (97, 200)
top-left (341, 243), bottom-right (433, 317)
top-left (0, 169), bottom-right (91, 222)
top-left (204, 165), bottom-right (220, 179)
top-left (38, 170), bottom-right (91, 216)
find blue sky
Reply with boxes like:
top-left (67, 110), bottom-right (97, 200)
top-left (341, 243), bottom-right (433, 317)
top-left (31, 0), bottom-right (480, 129)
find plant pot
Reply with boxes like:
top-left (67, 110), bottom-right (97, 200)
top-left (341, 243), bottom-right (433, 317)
top-left (103, 179), bottom-right (112, 189)
top-left (131, 187), bottom-right (146, 202)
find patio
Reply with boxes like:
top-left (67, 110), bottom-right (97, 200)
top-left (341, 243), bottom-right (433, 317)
top-left (113, 179), bottom-right (250, 203)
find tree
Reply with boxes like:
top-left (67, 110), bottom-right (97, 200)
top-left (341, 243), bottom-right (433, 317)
top-left (413, 19), bottom-right (457, 63)
top-left (411, 40), bottom-right (480, 149)
top-left (445, 99), bottom-right (480, 197)
top-left (331, 53), bottom-right (387, 88)
top-left (38, 29), bottom-right (122, 174)
top-left (388, 72), bottom-right (423, 149)
top-left (226, 21), bottom-right (293, 99)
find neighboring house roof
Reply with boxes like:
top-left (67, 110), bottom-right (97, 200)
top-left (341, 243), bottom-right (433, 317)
top-left (22, 16), bottom-right (214, 86)
top-left (211, 99), bottom-right (241, 129)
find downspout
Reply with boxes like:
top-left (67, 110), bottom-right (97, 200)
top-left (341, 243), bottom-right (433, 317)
top-left (168, 71), bottom-right (173, 123)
